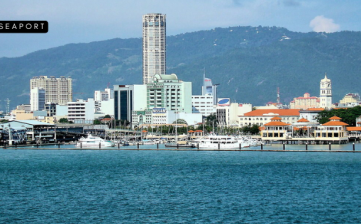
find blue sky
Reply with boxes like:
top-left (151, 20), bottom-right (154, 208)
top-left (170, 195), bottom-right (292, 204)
top-left (0, 0), bottom-right (360, 58)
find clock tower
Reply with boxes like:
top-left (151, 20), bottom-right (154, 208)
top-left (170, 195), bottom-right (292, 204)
top-left (319, 74), bottom-right (332, 109)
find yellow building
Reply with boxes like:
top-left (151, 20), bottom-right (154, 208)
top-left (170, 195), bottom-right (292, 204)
top-left (11, 109), bottom-right (34, 120)
top-left (339, 93), bottom-right (360, 104)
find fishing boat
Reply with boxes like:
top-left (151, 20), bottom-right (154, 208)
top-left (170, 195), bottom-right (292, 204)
top-left (76, 134), bottom-right (115, 148)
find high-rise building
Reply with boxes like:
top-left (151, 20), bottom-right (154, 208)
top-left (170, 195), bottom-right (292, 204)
top-left (30, 76), bottom-right (72, 105)
top-left (319, 74), bottom-right (332, 109)
top-left (113, 85), bottom-right (147, 122)
top-left (146, 74), bottom-right (192, 113)
top-left (30, 87), bottom-right (45, 111)
top-left (142, 13), bottom-right (166, 84)
top-left (201, 74), bottom-right (218, 105)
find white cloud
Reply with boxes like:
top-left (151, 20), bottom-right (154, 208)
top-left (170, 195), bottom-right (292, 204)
top-left (309, 15), bottom-right (340, 33)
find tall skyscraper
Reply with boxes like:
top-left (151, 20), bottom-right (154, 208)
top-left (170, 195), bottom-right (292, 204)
top-left (142, 13), bottom-right (166, 84)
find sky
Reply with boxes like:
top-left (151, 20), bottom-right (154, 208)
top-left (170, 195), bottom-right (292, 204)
top-left (0, 0), bottom-right (360, 58)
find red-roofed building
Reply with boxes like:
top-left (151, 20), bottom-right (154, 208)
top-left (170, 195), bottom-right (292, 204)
top-left (238, 109), bottom-right (300, 127)
top-left (314, 116), bottom-right (349, 141)
top-left (261, 116), bottom-right (291, 140)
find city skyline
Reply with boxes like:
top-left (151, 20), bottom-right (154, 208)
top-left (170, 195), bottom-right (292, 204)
top-left (0, 0), bottom-right (361, 57)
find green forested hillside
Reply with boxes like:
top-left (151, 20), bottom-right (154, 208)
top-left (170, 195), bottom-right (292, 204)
top-left (0, 26), bottom-right (360, 110)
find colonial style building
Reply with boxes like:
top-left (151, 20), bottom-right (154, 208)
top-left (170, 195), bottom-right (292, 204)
top-left (319, 74), bottom-right (332, 109)
top-left (261, 116), bottom-right (290, 140)
top-left (290, 93), bottom-right (319, 110)
top-left (314, 116), bottom-right (348, 142)
top-left (238, 109), bottom-right (300, 127)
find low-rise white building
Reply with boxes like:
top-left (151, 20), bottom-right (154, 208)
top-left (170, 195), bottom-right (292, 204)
top-left (191, 95), bottom-right (216, 116)
top-left (67, 98), bottom-right (95, 124)
top-left (216, 99), bottom-right (252, 127)
top-left (132, 107), bottom-right (202, 128)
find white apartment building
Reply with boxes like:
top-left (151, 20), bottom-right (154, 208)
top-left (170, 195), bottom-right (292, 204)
top-left (143, 13), bottom-right (166, 84)
top-left (30, 87), bottom-right (45, 111)
top-left (192, 95), bottom-right (216, 116)
top-left (30, 76), bottom-right (72, 105)
top-left (67, 98), bottom-right (95, 123)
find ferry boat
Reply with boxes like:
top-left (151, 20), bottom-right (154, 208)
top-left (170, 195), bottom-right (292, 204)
top-left (76, 134), bottom-right (115, 148)
top-left (192, 135), bottom-right (240, 149)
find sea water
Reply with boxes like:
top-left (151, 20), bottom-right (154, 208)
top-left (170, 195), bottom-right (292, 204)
top-left (1, 144), bottom-right (361, 223)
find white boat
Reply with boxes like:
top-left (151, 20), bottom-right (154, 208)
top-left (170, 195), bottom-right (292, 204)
top-left (76, 134), bottom-right (115, 148)
top-left (140, 139), bottom-right (156, 145)
top-left (192, 135), bottom-right (240, 150)
top-left (236, 136), bottom-right (251, 148)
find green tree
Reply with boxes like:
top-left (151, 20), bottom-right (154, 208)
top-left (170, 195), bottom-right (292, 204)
top-left (93, 119), bottom-right (101, 125)
top-left (316, 106), bottom-right (361, 126)
top-left (58, 118), bottom-right (69, 123)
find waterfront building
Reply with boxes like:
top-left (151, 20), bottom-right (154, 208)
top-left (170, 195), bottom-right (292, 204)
top-left (289, 93), bottom-right (319, 110)
top-left (314, 116), bottom-right (348, 141)
top-left (142, 13), bottom-right (166, 84)
top-left (113, 84), bottom-right (147, 122)
top-left (238, 109), bottom-right (300, 127)
top-left (67, 98), bottom-right (95, 124)
top-left (30, 76), bottom-right (72, 105)
top-left (319, 74), bottom-right (332, 109)
top-left (147, 74), bottom-right (192, 113)
top-left (261, 116), bottom-right (290, 140)
top-left (30, 87), bottom-right (45, 111)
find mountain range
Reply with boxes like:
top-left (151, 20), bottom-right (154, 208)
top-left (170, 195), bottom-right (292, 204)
top-left (1, 25), bottom-right (361, 111)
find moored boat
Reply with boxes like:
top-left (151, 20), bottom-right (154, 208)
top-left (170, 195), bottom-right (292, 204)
top-left (191, 135), bottom-right (240, 150)
top-left (76, 134), bottom-right (115, 148)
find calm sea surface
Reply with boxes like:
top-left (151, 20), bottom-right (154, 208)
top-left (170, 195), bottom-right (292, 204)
top-left (1, 144), bottom-right (361, 223)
